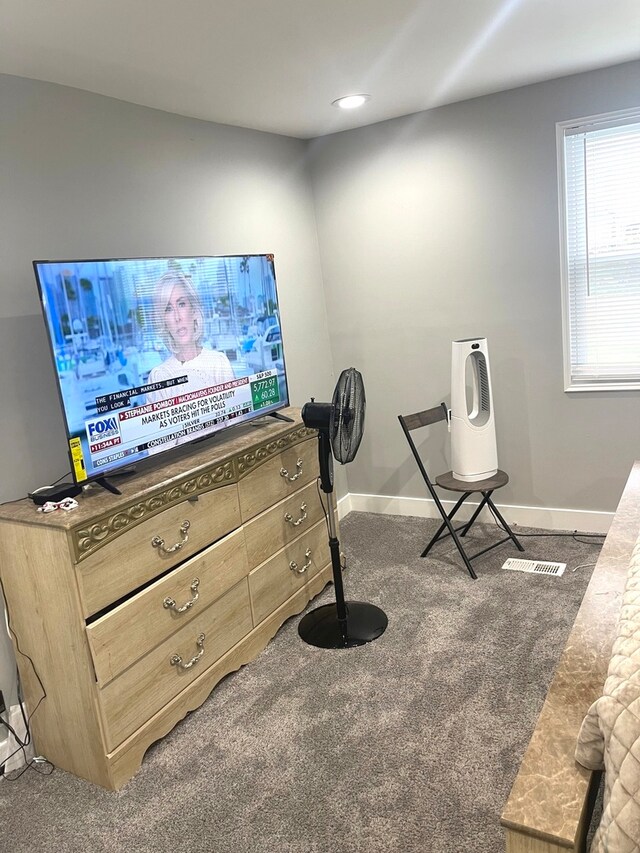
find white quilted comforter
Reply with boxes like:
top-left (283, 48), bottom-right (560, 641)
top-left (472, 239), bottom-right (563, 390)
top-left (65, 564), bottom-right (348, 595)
top-left (575, 536), bottom-right (640, 852)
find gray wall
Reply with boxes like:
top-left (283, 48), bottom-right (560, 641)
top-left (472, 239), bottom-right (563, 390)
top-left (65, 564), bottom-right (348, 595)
top-left (0, 74), bottom-right (338, 710)
top-left (0, 74), bottom-right (335, 505)
top-left (308, 60), bottom-right (640, 514)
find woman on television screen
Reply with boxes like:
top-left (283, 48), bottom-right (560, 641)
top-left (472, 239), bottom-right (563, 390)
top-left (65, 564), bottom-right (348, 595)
top-left (146, 271), bottom-right (235, 404)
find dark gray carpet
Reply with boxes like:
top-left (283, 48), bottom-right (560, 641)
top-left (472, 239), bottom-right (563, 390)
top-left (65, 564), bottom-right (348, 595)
top-left (0, 512), bottom-right (603, 853)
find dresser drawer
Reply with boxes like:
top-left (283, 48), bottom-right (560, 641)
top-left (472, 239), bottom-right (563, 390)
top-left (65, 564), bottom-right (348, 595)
top-left (244, 479), bottom-right (325, 569)
top-left (86, 528), bottom-right (249, 685)
top-left (249, 519), bottom-right (331, 625)
top-left (99, 579), bottom-right (252, 750)
top-left (238, 437), bottom-right (318, 521)
top-left (77, 484), bottom-right (241, 617)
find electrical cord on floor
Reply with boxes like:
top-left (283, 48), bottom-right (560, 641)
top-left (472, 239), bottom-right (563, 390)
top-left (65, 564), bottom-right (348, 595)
top-left (0, 575), bottom-right (51, 781)
top-left (0, 678), bottom-right (53, 781)
top-left (2, 750), bottom-right (54, 781)
top-left (484, 502), bottom-right (606, 545)
top-left (0, 703), bottom-right (54, 781)
top-left (481, 502), bottom-right (604, 575)
top-left (514, 531), bottom-right (605, 545)
top-left (434, 507), bottom-right (606, 560)
top-left (571, 562), bottom-right (597, 573)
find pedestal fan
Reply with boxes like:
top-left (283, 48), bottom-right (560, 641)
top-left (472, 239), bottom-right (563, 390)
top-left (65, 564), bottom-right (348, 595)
top-left (299, 368), bottom-right (388, 649)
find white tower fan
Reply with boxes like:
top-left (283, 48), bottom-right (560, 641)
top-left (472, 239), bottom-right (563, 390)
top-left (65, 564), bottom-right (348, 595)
top-left (450, 337), bottom-right (498, 482)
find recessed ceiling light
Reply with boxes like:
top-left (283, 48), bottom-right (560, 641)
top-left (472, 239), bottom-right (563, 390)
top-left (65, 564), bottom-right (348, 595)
top-left (331, 94), bottom-right (371, 110)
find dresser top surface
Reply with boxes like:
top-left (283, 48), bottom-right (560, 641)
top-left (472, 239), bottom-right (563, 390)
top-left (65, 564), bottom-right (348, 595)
top-left (0, 407), bottom-right (312, 530)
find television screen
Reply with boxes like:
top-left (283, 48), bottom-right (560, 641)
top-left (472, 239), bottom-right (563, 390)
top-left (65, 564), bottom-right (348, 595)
top-left (33, 254), bottom-right (290, 486)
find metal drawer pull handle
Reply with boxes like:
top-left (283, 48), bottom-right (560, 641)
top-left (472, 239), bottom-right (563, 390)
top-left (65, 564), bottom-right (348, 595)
top-left (170, 633), bottom-right (206, 670)
top-left (289, 548), bottom-right (312, 574)
top-left (284, 502), bottom-right (307, 527)
top-left (151, 520), bottom-right (191, 554)
top-left (163, 578), bottom-right (200, 613)
top-left (280, 458), bottom-right (303, 482)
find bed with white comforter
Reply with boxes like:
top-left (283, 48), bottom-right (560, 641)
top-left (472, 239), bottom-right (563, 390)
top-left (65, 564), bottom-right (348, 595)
top-left (575, 534), bottom-right (640, 852)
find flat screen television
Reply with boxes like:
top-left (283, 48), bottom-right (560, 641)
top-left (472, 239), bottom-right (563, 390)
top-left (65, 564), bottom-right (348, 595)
top-left (33, 254), bottom-right (290, 488)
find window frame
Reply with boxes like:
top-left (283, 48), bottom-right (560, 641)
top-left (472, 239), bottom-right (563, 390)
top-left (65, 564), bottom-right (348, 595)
top-left (557, 107), bottom-right (640, 392)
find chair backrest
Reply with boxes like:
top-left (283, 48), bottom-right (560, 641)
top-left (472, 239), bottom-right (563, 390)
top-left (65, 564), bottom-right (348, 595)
top-left (398, 403), bottom-right (448, 493)
top-left (398, 403), bottom-right (448, 434)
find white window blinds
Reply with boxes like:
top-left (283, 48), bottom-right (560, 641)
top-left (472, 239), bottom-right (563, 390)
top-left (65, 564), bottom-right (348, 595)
top-left (559, 112), bottom-right (640, 390)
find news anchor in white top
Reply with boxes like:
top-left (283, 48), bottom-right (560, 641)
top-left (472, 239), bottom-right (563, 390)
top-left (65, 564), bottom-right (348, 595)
top-left (146, 271), bottom-right (235, 405)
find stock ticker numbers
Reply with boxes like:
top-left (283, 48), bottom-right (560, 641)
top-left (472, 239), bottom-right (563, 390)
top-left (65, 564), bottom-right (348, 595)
top-left (250, 374), bottom-right (280, 410)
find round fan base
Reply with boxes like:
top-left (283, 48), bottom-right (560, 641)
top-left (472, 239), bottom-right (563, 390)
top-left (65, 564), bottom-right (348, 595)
top-left (298, 601), bottom-right (388, 649)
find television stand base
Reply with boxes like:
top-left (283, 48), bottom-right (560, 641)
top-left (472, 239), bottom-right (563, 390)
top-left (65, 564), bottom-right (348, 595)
top-left (267, 411), bottom-right (294, 423)
top-left (94, 476), bottom-right (122, 496)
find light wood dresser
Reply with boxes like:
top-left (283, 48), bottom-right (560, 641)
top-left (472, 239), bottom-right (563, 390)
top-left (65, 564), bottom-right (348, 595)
top-left (0, 407), bottom-right (333, 790)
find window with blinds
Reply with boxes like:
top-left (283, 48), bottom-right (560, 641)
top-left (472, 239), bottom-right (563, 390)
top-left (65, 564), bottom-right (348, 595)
top-left (558, 110), bottom-right (640, 391)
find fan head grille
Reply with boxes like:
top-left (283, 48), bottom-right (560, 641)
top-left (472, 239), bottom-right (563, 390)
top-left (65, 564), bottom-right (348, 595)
top-left (331, 368), bottom-right (365, 464)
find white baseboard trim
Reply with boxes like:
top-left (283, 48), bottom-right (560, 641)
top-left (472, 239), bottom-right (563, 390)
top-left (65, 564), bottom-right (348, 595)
top-left (336, 492), bottom-right (612, 535)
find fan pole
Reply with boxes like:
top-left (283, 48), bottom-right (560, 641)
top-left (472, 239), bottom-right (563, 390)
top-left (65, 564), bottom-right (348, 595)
top-left (298, 426), bottom-right (388, 648)
top-left (325, 492), bottom-right (348, 638)
top-left (317, 430), bottom-right (348, 634)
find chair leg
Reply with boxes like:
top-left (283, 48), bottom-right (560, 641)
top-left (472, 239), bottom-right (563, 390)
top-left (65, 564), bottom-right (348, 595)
top-left (422, 489), bottom-right (522, 579)
top-left (445, 523), bottom-right (479, 580)
top-left (420, 489), bottom-right (477, 580)
top-left (421, 493), bottom-right (469, 557)
top-left (486, 497), bottom-right (525, 552)
top-left (458, 490), bottom-right (493, 537)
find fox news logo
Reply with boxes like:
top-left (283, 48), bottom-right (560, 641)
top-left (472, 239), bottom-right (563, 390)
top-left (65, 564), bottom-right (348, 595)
top-left (87, 416), bottom-right (120, 441)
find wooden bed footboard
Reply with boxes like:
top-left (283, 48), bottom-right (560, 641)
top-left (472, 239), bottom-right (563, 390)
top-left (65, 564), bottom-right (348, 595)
top-left (501, 461), bottom-right (640, 852)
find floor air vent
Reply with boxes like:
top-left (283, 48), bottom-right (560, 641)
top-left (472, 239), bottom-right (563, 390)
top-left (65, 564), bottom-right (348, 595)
top-left (501, 558), bottom-right (566, 577)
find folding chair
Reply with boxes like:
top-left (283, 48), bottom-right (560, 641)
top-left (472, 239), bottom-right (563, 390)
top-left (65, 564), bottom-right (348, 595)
top-left (398, 403), bottom-right (524, 579)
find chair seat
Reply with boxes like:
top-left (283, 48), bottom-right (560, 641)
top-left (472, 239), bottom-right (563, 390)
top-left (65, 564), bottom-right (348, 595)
top-left (435, 469), bottom-right (509, 493)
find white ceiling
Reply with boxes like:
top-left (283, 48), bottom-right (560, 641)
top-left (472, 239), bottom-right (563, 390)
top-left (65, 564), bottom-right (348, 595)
top-left (1, 0), bottom-right (639, 139)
